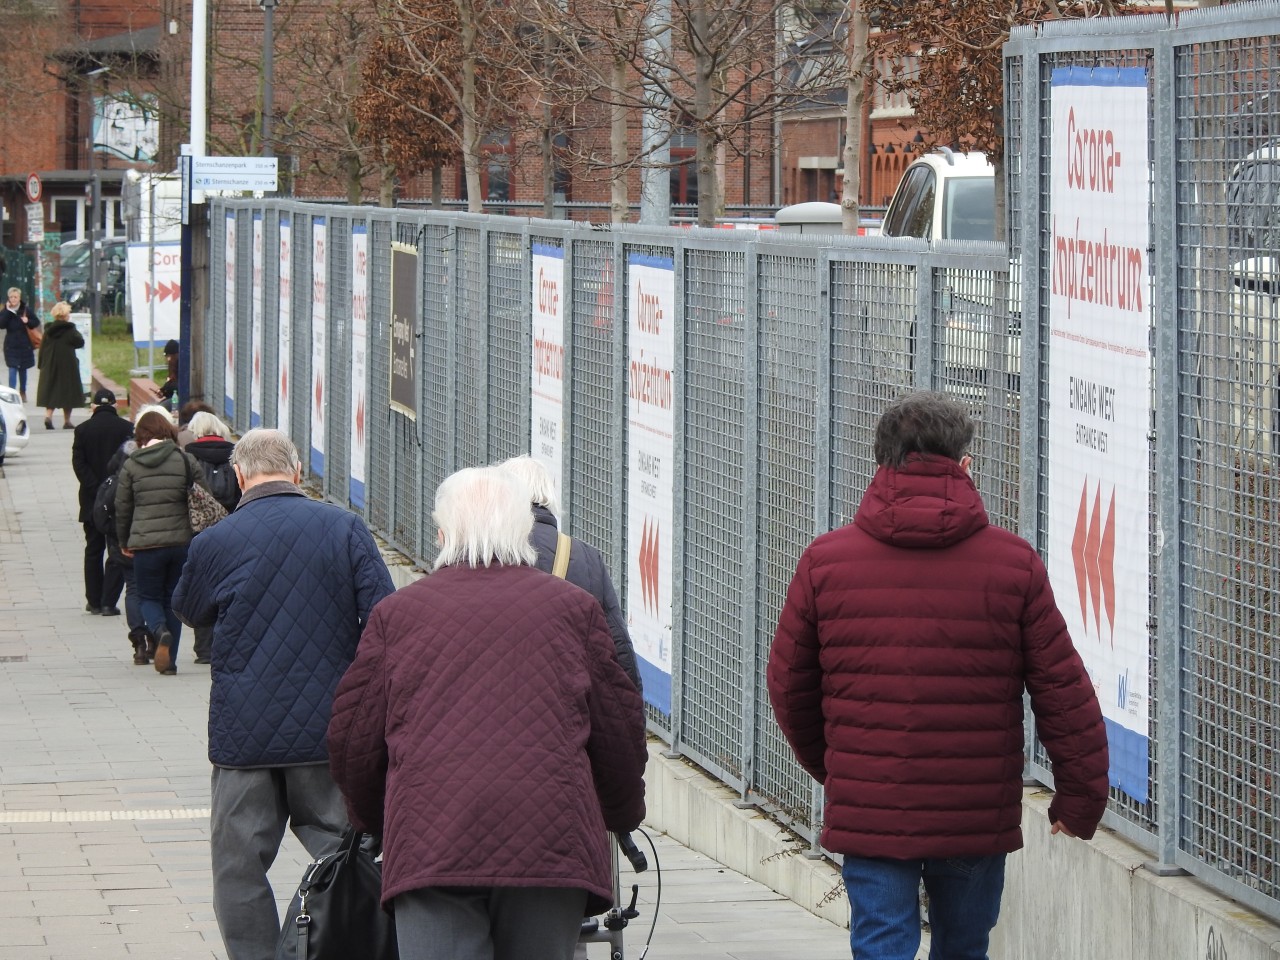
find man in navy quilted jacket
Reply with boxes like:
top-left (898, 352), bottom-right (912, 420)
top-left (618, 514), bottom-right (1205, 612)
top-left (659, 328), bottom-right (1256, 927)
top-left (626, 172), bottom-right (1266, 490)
top-left (768, 391), bottom-right (1109, 960)
top-left (173, 429), bottom-right (395, 960)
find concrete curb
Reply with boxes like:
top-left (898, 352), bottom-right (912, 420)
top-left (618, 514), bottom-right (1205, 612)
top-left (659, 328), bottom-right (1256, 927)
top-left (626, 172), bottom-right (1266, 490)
top-left (642, 743), bottom-right (850, 929)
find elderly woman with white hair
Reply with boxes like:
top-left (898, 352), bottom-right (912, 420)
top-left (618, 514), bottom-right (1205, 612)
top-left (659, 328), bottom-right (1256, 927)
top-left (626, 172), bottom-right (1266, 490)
top-left (328, 466), bottom-right (648, 960)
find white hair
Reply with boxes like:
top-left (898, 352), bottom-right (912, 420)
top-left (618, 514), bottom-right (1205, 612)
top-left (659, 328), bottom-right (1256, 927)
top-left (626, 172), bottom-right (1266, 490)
top-left (231, 429), bottom-right (301, 479)
top-left (498, 455), bottom-right (560, 514)
top-left (135, 403), bottom-right (173, 425)
top-left (188, 411), bottom-right (232, 440)
top-left (432, 466), bottom-right (538, 571)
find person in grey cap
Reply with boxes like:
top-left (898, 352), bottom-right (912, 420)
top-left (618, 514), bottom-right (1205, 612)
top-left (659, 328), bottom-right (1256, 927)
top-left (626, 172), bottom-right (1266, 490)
top-left (71, 389), bottom-right (134, 615)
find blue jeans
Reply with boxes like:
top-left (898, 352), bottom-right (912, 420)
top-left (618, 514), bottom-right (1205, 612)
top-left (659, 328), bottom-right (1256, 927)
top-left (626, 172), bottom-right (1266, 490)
top-left (8, 365), bottom-right (28, 394)
top-left (131, 545), bottom-right (189, 657)
top-left (841, 854), bottom-right (1006, 960)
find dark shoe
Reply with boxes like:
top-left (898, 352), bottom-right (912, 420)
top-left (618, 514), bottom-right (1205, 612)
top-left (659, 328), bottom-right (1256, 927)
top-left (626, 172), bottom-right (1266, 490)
top-left (159, 667), bottom-right (177, 676)
top-left (153, 629), bottom-right (173, 674)
top-left (44, 418), bottom-right (53, 430)
top-left (85, 603), bottom-right (100, 615)
top-left (132, 643), bottom-right (150, 666)
top-left (193, 656), bottom-right (211, 665)
top-left (100, 606), bottom-right (121, 617)
top-left (62, 421), bottom-right (73, 429)
top-left (143, 631), bottom-right (157, 662)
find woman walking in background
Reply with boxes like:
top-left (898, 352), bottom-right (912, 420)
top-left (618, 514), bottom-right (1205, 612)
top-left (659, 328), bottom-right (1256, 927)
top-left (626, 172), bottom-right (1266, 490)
top-left (0, 287), bottom-right (39, 402)
top-left (184, 411), bottom-right (239, 665)
top-left (36, 301), bottom-right (85, 429)
top-left (115, 410), bottom-right (210, 676)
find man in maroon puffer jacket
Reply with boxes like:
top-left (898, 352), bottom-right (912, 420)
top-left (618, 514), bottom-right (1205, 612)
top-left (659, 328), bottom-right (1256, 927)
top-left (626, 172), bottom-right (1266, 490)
top-left (769, 391), bottom-right (1108, 960)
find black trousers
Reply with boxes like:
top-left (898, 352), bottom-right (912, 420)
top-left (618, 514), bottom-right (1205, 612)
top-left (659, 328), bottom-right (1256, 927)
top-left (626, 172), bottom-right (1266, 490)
top-left (83, 523), bottom-right (124, 610)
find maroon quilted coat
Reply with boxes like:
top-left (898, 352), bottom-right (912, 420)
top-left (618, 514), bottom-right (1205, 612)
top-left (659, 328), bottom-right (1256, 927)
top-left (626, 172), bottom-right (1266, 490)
top-left (328, 563), bottom-right (648, 914)
top-left (768, 455), bottom-right (1109, 860)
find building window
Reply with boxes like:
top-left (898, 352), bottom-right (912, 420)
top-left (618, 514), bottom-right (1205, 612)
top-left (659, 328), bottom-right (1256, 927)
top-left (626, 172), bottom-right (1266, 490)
top-left (670, 149), bottom-right (698, 208)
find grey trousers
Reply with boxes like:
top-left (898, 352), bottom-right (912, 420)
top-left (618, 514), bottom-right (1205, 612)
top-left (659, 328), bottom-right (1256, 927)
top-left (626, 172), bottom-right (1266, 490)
top-left (210, 764), bottom-right (349, 960)
top-left (394, 885), bottom-right (589, 960)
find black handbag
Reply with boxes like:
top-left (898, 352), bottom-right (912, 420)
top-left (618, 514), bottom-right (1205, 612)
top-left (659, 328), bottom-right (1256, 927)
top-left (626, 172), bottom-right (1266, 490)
top-left (275, 827), bottom-right (399, 960)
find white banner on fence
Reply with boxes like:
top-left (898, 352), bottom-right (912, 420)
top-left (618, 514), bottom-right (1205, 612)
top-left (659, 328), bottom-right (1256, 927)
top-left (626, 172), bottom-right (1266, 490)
top-left (310, 217), bottom-right (327, 477)
top-left (626, 253), bottom-right (676, 713)
top-left (1045, 66), bottom-right (1152, 804)
top-left (350, 224), bottom-right (369, 510)
top-left (223, 211), bottom-right (236, 420)
top-left (126, 242), bottom-right (180, 348)
top-left (278, 216), bottom-right (292, 438)
top-left (530, 242), bottom-right (565, 499)
top-left (250, 212), bottom-right (264, 428)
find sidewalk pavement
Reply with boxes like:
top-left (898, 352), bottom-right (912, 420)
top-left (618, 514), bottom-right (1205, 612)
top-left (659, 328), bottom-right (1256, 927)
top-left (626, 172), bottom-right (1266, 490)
top-left (0, 395), bottom-right (855, 960)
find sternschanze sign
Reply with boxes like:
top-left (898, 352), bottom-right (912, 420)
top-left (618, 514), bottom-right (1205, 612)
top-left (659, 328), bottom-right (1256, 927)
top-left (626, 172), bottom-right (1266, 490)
top-left (190, 156), bottom-right (278, 192)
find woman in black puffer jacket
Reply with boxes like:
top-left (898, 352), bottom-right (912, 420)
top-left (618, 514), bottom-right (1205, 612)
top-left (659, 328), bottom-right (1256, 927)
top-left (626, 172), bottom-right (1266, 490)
top-left (182, 411), bottom-right (239, 664)
top-left (115, 411), bottom-right (210, 676)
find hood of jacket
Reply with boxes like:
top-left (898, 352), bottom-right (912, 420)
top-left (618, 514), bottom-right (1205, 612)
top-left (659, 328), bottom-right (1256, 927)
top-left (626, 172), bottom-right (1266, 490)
top-left (854, 454), bottom-right (988, 549)
top-left (131, 439), bottom-right (182, 469)
top-left (45, 319), bottom-right (79, 340)
top-left (186, 437), bottom-right (235, 465)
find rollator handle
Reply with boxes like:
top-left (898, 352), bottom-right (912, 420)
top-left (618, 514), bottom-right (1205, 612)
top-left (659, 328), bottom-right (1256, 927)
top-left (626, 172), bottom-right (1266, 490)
top-left (617, 832), bottom-right (648, 873)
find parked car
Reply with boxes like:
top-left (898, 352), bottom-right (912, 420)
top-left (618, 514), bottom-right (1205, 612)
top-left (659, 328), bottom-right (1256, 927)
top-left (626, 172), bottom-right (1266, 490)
top-left (0, 384), bottom-right (29, 458)
top-left (59, 238), bottom-right (128, 315)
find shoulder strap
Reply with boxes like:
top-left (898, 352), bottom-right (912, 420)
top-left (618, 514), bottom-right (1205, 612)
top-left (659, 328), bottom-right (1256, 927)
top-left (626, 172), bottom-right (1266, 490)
top-left (551, 532), bottom-right (572, 579)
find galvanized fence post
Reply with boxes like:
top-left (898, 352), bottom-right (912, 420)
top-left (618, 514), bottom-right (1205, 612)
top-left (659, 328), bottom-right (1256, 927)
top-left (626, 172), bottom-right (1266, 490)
top-left (738, 243), bottom-right (761, 803)
top-left (1148, 27), bottom-right (1186, 878)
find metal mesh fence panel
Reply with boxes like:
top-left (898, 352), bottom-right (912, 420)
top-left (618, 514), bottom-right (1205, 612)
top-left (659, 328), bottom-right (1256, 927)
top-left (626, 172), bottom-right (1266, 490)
top-left (392, 220), bottom-right (424, 559)
top-left (680, 245), bottom-right (747, 783)
top-left (932, 262), bottom-right (1021, 532)
top-left (207, 206), bottom-right (226, 415)
top-left (567, 238), bottom-right (621, 566)
top-left (828, 257), bottom-right (918, 525)
top-left (291, 215), bottom-right (313, 470)
top-left (488, 229), bottom-right (528, 462)
top-left (234, 209), bottom-right (253, 436)
top-left (367, 218), bottom-right (394, 542)
top-left (419, 222), bottom-right (453, 566)
top-left (1175, 33), bottom-right (1280, 904)
top-left (751, 249), bottom-right (822, 828)
top-left (1027, 47), bottom-right (1160, 836)
top-left (328, 215), bottom-right (352, 507)
top-left (263, 210), bottom-right (280, 429)
top-left (455, 226), bottom-right (487, 470)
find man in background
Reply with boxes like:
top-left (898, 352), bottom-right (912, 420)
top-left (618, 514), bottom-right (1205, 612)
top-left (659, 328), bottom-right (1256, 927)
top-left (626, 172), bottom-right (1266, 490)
top-left (173, 428), bottom-right (395, 960)
top-left (71, 388), bottom-right (132, 615)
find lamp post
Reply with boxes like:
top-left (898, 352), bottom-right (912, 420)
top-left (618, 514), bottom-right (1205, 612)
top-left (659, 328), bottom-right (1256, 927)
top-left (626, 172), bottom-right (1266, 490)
top-left (85, 65), bottom-right (109, 334)
top-left (259, 0), bottom-right (278, 158)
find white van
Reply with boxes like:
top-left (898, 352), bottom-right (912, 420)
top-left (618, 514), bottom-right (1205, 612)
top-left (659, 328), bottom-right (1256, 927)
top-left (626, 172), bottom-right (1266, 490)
top-left (881, 150), bottom-right (1016, 394)
top-left (881, 150), bottom-right (996, 242)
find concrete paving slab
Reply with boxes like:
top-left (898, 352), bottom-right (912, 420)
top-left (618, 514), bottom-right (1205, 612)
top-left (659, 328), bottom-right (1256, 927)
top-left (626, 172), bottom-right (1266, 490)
top-left (0, 393), bottom-right (857, 959)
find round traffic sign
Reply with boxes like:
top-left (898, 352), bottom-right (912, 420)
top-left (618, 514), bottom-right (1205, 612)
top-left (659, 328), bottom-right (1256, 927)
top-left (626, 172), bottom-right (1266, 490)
top-left (25, 173), bottom-right (41, 203)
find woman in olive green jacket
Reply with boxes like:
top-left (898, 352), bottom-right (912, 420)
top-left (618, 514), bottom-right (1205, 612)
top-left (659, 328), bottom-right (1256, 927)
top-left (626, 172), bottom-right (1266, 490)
top-left (116, 411), bottom-right (210, 676)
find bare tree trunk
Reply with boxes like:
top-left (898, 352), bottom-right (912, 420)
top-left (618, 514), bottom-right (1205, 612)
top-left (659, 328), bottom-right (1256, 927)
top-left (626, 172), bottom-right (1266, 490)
top-left (841, 0), bottom-right (870, 234)
top-left (458, 0), bottom-right (483, 212)
top-left (610, 58), bottom-right (629, 224)
top-left (542, 29), bottom-right (556, 219)
top-left (692, 0), bottom-right (716, 226)
top-left (346, 151), bottom-right (362, 205)
top-left (379, 162), bottom-right (395, 207)
top-left (431, 165), bottom-right (443, 208)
